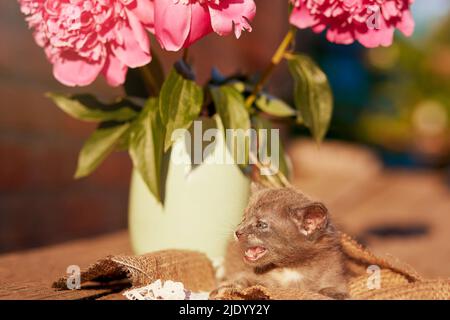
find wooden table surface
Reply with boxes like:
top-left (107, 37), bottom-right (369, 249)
top-left (1, 140), bottom-right (449, 300)
top-left (0, 231), bottom-right (132, 300)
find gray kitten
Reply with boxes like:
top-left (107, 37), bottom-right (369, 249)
top-left (212, 185), bottom-right (349, 299)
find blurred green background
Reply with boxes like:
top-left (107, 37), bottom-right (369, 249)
top-left (293, 0), bottom-right (449, 170)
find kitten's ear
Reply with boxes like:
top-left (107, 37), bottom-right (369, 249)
top-left (250, 182), bottom-right (268, 195)
top-left (291, 202), bottom-right (329, 237)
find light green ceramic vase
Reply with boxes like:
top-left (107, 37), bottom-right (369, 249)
top-left (128, 117), bottom-right (250, 260)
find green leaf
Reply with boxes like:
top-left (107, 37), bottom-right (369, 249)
top-left (287, 54), bottom-right (333, 142)
top-left (159, 68), bottom-right (203, 152)
top-left (210, 85), bottom-right (251, 165)
top-left (252, 115), bottom-right (291, 179)
top-left (47, 93), bottom-right (138, 123)
top-left (128, 98), bottom-right (165, 202)
top-left (75, 122), bottom-right (131, 179)
top-left (229, 81), bottom-right (247, 93)
top-left (124, 51), bottom-right (165, 98)
top-left (255, 94), bottom-right (297, 117)
top-left (210, 85), bottom-right (251, 132)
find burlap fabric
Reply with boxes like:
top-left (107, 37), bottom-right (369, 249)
top-left (53, 233), bottom-right (450, 300)
top-left (53, 250), bottom-right (216, 293)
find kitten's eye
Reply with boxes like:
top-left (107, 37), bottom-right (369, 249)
top-left (256, 221), bottom-right (268, 229)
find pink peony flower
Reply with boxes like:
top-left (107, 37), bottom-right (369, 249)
top-left (290, 0), bottom-right (415, 48)
top-left (18, 0), bottom-right (155, 87)
top-left (153, 0), bottom-right (256, 51)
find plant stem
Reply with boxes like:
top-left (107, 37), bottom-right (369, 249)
top-left (245, 28), bottom-right (297, 187)
top-left (139, 67), bottom-right (160, 97)
top-left (250, 151), bottom-right (292, 188)
top-left (244, 28), bottom-right (295, 109)
top-left (182, 47), bottom-right (190, 62)
top-left (249, 152), bottom-right (283, 187)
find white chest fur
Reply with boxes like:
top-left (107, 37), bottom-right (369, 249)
top-left (268, 268), bottom-right (304, 287)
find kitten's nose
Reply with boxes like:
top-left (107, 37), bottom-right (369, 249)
top-left (235, 230), bottom-right (244, 240)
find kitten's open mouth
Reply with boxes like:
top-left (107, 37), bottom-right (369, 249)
top-left (244, 246), bottom-right (267, 262)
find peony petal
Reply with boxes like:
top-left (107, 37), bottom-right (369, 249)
top-left (312, 23), bottom-right (326, 34)
top-left (208, 0), bottom-right (256, 38)
top-left (396, 9), bottom-right (415, 37)
top-left (112, 24), bottom-right (151, 68)
top-left (19, 0), bottom-right (155, 87)
top-left (355, 18), bottom-right (395, 48)
top-left (381, 1), bottom-right (398, 20)
top-left (184, 2), bottom-right (213, 48)
top-left (126, 0), bottom-right (155, 33)
top-left (326, 26), bottom-right (355, 45)
top-left (126, 8), bottom-right (151, 54)
top-left (289, 4), bottom-right (319, 29)
top-left (53, 52), bottom-right (104, 87)
top-left (154, 0), bottom-right (192, 51)
top-left (102, 52), bottom-right (128, 87)
top-left (289, 0), bottom-right (415, 48)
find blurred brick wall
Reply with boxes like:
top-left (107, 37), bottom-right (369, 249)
top-left (0, 1), bottom-right (289, 253)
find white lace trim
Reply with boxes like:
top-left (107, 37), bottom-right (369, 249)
top-left (123, 279), bottom-right (209, 300)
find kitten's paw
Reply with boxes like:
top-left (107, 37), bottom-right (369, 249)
top-left (209, 284), bottom-right (244, 300)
